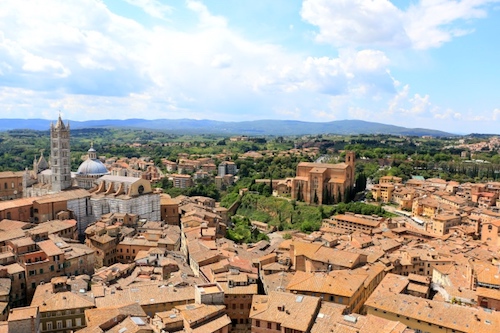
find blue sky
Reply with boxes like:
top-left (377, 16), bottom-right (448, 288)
top-left (0, 0), bottom-right (498, 134)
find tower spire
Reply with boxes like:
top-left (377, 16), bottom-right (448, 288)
top-left (55, 112), bottom-right (66, 129)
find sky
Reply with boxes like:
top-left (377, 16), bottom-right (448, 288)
top-left (0, 0), bottom-right (499, 134)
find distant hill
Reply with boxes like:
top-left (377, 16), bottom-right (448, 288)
top-left (0, 118), bottom-right (455, 136)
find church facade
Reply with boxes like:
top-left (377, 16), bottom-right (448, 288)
top-left (89, 175), bottom-right (160, 222)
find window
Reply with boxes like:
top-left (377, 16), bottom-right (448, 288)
top-left (338, 297), bottom-right (343, 304)
top-left (75, 318), bottom-right (82, 327)
top-left (56, 321), bottom-right (63, 329)
top-left (66, 319), bottom-right (72, 328)
top-left (46, 322), bottom-right (53, 330)
top-left (255, 320), bottom-right (260, 327)
top-left (277, 323), bottom-right (281, 330)
top-left (267, 322), bottom-right (272, 329)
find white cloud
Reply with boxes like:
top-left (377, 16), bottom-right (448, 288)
top-left (186, 0), bottom-right (227, 28)
top-left (492, 108), bottom-right (500, 121)
top-left (301, 0), bottom-right (498, 49)
top-left (22, 53), bottom-right (70, 77)
top-left (210, 54), bottom-right (232, 68)
top-left (405, 0), bottom-right (493, 49)
top-left (409, 94), bottom-right (431, 115)
top-left (388, 84), bottom-right (409, 114)
top-left (312, 109), bottom-right (337, 120)
top-left (386, 85), bottom-right (434, 116)
top-left (276, 107), bottom-right (301, 119)
top-left (301, 0), bottom-right (409, 48)
top-left (253, 49), bottom-right (395, 100)
top-left (348, 106), bottom-right (371, 119)
top-left (123, 0), bottom-right (172, 20)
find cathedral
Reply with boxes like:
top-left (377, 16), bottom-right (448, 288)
top-left (23, 115), bottom-right (161, 234)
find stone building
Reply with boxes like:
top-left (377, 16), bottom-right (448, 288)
top-left (291, 151), bottom-right (355, 205)
top-left (89, 175), bottom-right (160, 222)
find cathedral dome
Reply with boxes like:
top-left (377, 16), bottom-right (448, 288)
top-left (76, 144), bottom-right (108, 176)
top-left (77, 158), bottom-right (109, 175)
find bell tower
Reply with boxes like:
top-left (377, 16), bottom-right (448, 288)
top-left (50, 114), bottom-right (71, 192)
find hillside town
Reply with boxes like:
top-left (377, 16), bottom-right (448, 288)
top-left (0, 117), bottom-right (500, 333)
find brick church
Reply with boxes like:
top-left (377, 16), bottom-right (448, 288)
top-left (291, 151), bottom-right (355, 205)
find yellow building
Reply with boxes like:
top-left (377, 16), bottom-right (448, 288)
top-left (365, 273), bottom-right (500, 333)
top-left (286, 264), bottom-right (385, 314)
top-left (371, 183), bottom-right (395, 203)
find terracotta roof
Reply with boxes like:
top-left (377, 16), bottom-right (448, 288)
top-left (0, 220), bottom-right (30, 231)
top-left (95, 283), bottom-right (194, 308)
top-left (37, 239), bottom-right (64, 257)
top-left (333, 214), bottom-right (382, 227)
top-left (250, 291), bottom-right (320, 332)
top-left (31, 288), bottom-right (95, 312)
top-left (84, 302), bottom-right (146, 329)
top-left (476, 287), bottom-right (500, 300)
top-left (34, 188), bottom-right (90, 203)
top-left (286, 271), bottom-right (367, 298)
top-left (7, 306), bottom-right (38, 321)
top-left (298, 162), bottom-right (349, 169)
top-left (188, 314), bottom-right (231, 333)
top-left (311, 302), bottom-right (408, 333)
top-left (0, 197), bottom-right (38, 210)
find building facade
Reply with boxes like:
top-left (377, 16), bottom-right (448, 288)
top-left (291, 151), bottom-right (355, 205)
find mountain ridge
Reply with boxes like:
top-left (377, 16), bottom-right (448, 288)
top-left (0, 118), bottom-right (457, 136)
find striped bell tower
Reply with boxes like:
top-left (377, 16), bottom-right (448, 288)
top-left (50, 114), bottom-right (72, 192)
